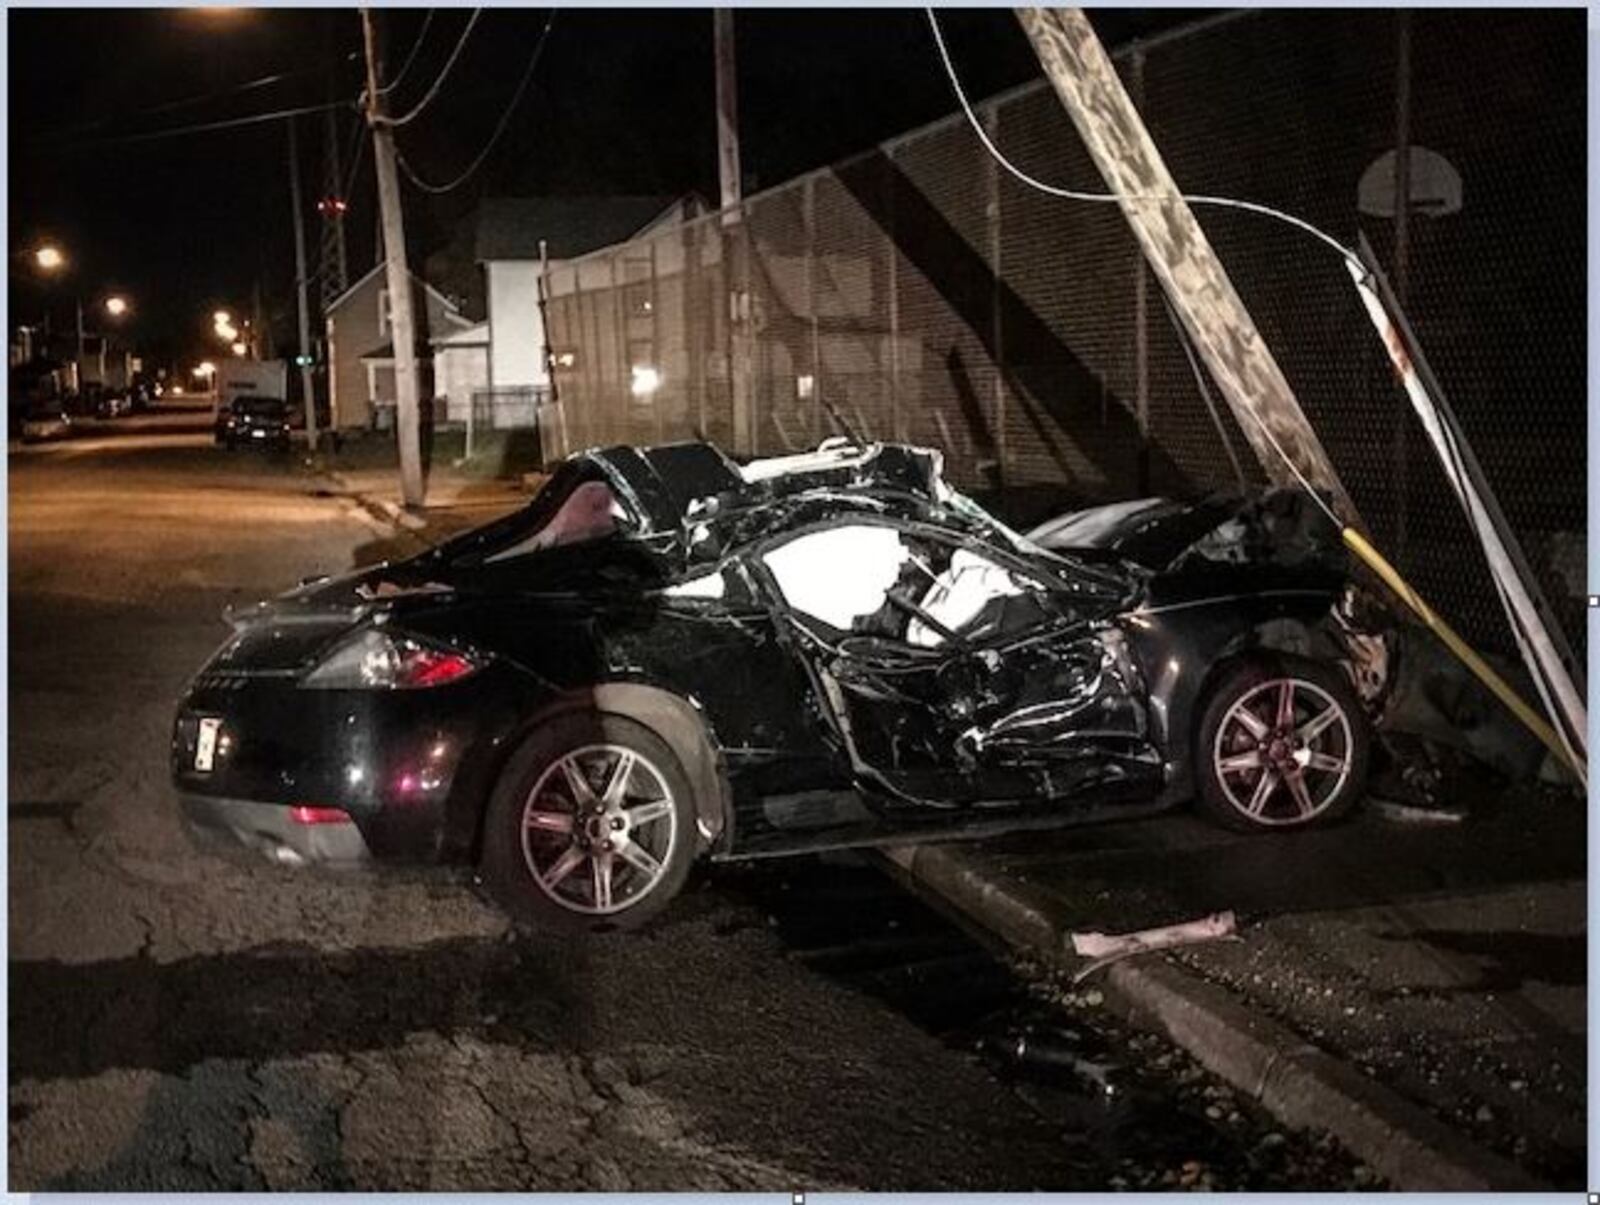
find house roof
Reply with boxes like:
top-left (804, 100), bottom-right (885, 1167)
top-left (431, 321), bottom-right (489, 348)
top-left (473, 195), bottom-right (685, 262)
top-left (359, 340), bottom-right (433, 361)
top-left (326, 261), bottom-right (464, 316)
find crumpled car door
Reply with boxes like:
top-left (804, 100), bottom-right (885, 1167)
top-left (755, 521), bottom-right (1163, 810)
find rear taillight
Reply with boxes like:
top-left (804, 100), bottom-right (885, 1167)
top-left (290, 804), bottom-right (352, 825)
top-left (301, 629), bottom-right (484, 690)
top-left (407, 650), bottom-right (477, 686)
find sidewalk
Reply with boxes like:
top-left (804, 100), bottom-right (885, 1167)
top-left (316, 463), bottom-right (533, 543)
top-left (882, 793), bottom-right (1582, 1190)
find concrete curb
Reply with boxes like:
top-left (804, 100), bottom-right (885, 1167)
top-left (316, 470), bottom-right (429, 533)
top-left (878, 841), bottom-right (1546, 1192)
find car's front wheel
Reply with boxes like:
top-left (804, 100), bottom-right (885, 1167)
top-left (480, 713), bottom-right (697, 932)
top-left (1194, 653), bottom-right (1368, 832)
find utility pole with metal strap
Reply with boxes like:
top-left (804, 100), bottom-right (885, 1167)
top-left (1013, 7), bottom-right (1357, 523)
top-left (361, 7), bottom-right (425, 508)
top-left (288, 115), bottom-right (319, 454)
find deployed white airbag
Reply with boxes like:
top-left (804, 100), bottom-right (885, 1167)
top-left (764, 524), bottom-right (910, 630)
top-left (907, 549), bottom-right (1025, 647)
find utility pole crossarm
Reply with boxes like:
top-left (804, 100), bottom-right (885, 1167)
top-left (1013, 7), bottom-right (1358, 525)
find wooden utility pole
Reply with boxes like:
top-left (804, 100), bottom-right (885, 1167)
top-left (715, 9), bottom-right (753, 455)
top-left (361, 7), bottom-right (425, 508)
top-left (288, 116), bottom-right (319, 454)
top-left (1014, 8), bottom-right (1357, 522)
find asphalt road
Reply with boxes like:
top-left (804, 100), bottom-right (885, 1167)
top-left (8, 418), bottom-right (1368, 1190)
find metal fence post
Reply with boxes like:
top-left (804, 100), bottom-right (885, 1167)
top-left (984, 99), bottom-right (1006, 485)
top-left (611, 254), bottom-right (627, 444)
top-left (805, 176), bottom-right (821, 448)
top-left (1131, 47), bottom-right (1150, 494)
top-left (650, 237), bottom-right (663, 444)
top-left (887, 153), bottom-right (902, 442)
top-left (1392, 10), bottom-right (1413, 556)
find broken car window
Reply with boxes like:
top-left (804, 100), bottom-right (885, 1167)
top-left (486, 480), bottom-right (629, 559)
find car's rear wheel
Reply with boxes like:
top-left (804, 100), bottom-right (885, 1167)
top-left (480, 712), bottom-right (696, 932)
top-left (1195, 654), bottom-right (1368, 832)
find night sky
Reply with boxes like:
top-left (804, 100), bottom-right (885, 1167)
top-left (8, 7), bottom-right (1205, 370)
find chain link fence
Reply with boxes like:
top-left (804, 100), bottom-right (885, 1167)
top-left (539, 9), bottom-right (1585, 658)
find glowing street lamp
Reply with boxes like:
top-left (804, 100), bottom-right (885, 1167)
top-left (230, 341), bottom-right (248, 357)
top-left (104, 295), bottom-right (130, 318)
top-left (35, 245), bottom-right (65, 272)
top-left (212, 310), bottom-right (232, 326)
top-left (194, 361), bottom-right (217, 379)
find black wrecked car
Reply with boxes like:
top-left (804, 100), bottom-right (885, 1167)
top-left (172, 440), bottom-right (1374, 929)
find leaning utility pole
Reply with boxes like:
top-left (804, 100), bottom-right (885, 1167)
top-left (361, 7), bottom-right (425, 508)
top-left (1013, 8), bottom-right (1357, 523)
top-left (287, 115), bottom-right (319, 454)
top-left (715, 9), bottom-right (753, 456)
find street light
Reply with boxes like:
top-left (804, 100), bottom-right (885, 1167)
top-left (213, 310), bottom-right (232, 326)
top-left (104, 296), bottom-right (129, 318)
top-left (194, 362), bottom-right (217, 379)
top-left (35, 245), bottom-right (65, 272)
top-left (230, 341), bottom-right (248, 357)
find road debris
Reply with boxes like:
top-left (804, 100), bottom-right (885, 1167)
top-left (1070, 911), bottom-right (1239, 983)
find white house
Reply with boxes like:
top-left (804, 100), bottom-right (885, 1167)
top-left (430, 322), bottom-right (490, 427)
top-left (325, 263), bottom-right (475, 430)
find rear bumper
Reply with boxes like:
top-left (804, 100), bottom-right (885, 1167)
top-left (180, 793), bottom-right (371, 867)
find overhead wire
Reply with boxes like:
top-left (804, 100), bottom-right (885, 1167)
top-left (35, 52), bottom-right (363, 142)
top-left (395, 11), bottom-right (556, 195)
top-left (382, 8), bottom-right (484, 128)
top-left (55, 100), bottom-right (351, 151)
top-left (342, 108), bottom-right (368, 200)
top-left (927, 9), bottom-right (1365, 276)
top-left (378, 9), bottom-right (436, 96)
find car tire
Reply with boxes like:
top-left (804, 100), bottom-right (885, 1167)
top-left (480, 712), bottom-right (698, 933)
top-left (1194, 653), bottom-right (1368, 833)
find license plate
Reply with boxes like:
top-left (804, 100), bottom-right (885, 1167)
top-left (194, 717), bottom-right (222, 772)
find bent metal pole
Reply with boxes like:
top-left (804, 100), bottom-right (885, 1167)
top-left (1345, 247), bottom-right (1587, 784)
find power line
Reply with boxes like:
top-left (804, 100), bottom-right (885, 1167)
top-left (55, 100), bottom-right (352, 152)
top-left (383, 8), bottom-right (483, 128)
top-left (33, 52), bottom-right (363, 143)
top-left (342, 109), bottom-right (369, 201)
top-left (378, 9), bottom-right (436, 96)
top-left (926, 9), bottom-right (1364, 274)
top-left (395, 11), bottom-right (556, 195)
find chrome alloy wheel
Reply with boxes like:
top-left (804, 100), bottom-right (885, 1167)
top-left (1211, 677), bottom-right (1354, 827)
top-left (519, 744), bottom-right (679, 916)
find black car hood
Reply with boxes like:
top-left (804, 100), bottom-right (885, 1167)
top-left (1027, 489), bottom-right (1344, 575)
